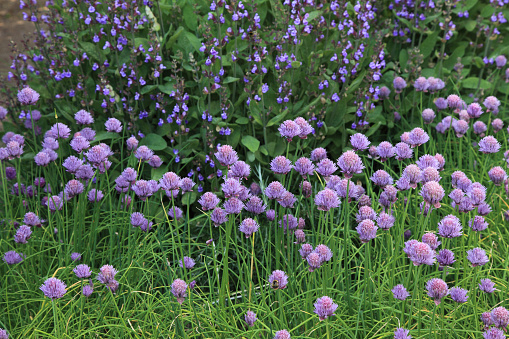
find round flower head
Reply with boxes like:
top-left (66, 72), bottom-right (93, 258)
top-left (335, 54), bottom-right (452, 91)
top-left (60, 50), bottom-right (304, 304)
top-left (496, 55), bottom-right (507, 68)
top-left (393, 76), bottom-right (407, 93)
top-left (171, 279), bottom-right (188, 304)
top-left (239, 218), bottom-right (259, 238)
top-left (495, 166), bottom-right (509, 186)
top-left (484, 96), bottom-right (501, 112)
top-left (478, 203), bottom-right (492, 216)
top-left (269, 270), bottom-right (288, 289)
top-left (316, 158), bottom-right (338, 178)
top-left (221, 178), bottom-right (243, 198)
top-left (264, 181), bottom-right (286, 200)
top-left (466, 102), bottom-right (483, 118)
top-left (229, 161), bottom-right (251, 179)
top-left (459, 110), bottom-right (470, 122)
top-left (198, 192), bottom-right (220, 211)
top-left (299, 243), bottom-right (313, 259)
top-left (249, 182), bottom-right (262, 196)
top-left (70, 252), bottom-right (81, 261)
top-left (449, 189), bottom-right (464, 205)
top-left (105, 118), bottom-right (122, 133)
top-left (314, 296), bottom-right (338, 321)
top-left (82, 284), bottom-right (93, 297)
top-left (278, 214), bottom-right (298, 232)
top-left (24, 212), bottom-right (41, 227)
top-left (314, 188), bottom-right (340, 211)
top-left (428, 77), bottom-right (445, 92)
top-left (34, 151), bottom-right (51, 166)
top-left (5, 167), bottom-right (16, 180)
top-left (271, 156), bottom-right (293, 175)
top-left (73, 264), bottom-right (92, 279)
top-left (377, 212), bottom-right (395, 230)
top-left (75, 109), bottom-right (94, 125)
top-left (294, 117), bottom-right (313, 139)
top-left (5, 141), bottom-right (23, 159)
top-left (18, 86), bottom-right (40, 105)
top-left (245, 310), bottom-right (257, 327)
top-left (469, 216), bottom-right (488, 232)
top-left (168, 207), bottom-right (183, 220)
top-left (409, 128), bottom-right (429, 147)
top-left (435, 97), bottom-right (448, 110)
top-left (278, 120), bottom-right (301, 141)
top-left (14, 225), bottom-right (32, 244)
top-left (356, 206), bottom-right (376, 223)
top-left (210, 207), bottom-right (228, 226)
top-left (132, 180), bottom-right (159, 200)
top-left (214, 145), bottom-right (238, 166)
top-left (483, 327), bottom-right (505, 339)
top-left (159, 172), bottom-right (180, 191)
top-left (337, 150), bottom-right (364, 178)
top-left (245, 196), bottom-right (267, 215)
top-left (452, 119), bottom-right (469, 137)
top-left (179, 256), bottom-right (195, 269)
top-left (3, 251), bottom-right (24, 264)
top-left (148, 155), bottom-right (163, 168)
top-left (223, 197), bottom-right (244, 214)
top-left (368, 145), bottom-right (379, 159)
top-left (467, 183), bottom-right (487, 206)
top-left (266, 209), bottom-right (276, 221)
top-left (414, 76), bottom-right (429, 91)
top-left (450, 287), bottom-right (468, 303)
top-left (420, 181), bottom-right (444, 208)
top-left (350, 133), bottom-right (370, 151)
top-left (394, 142), bottom-right (413, 160)
top-left (314, 244), bottom-right (333, 262)
top-left (0, 106), bottom-right (7, 120)
top-left (482, 312), bottom-right (494, 330)
top-left (491, 307), bottom-right (509, 330)
top-left (97, 265), bottom-right (118, 285)
top-left (421, 109), bottom-right (435, 124)
top-left (370, 170), bottom-right (393, 187)
top-left (310, 147), bottom-right (327, 161)
top-left (394, 328), bottom-right (412, 339)
top-left (80, 127), bottom-right (96, 141)
top-left (274, 330), bottom-right (291, 339)
top-left (70, 136), bottom-right (90, 153)
top-left (307, 252), bottom-right (322, 272)
top-left (406, 241), bottom-right (436, 266)
top-left (64, 179), bottom-right (84, 198)
top-left (426, 278), bottom-right (448, 305)
top-left (126, 136), bottom-right (139, 151)
top-left (422, 233), bottom-right (441, 250)
top-left (49, 123), bottom-right (71, 139)
top-left (392, 284), bottom-right (410, 300)
top-left (294, 229), bottom-right (306, 243)
top-left (473, 121), bottom-right (487, 135)
top-left (356, 219), bottom-right (378, 243)
top-left (437, 249), bottom-right (455, 267)
top-left (40, 277), bottom-right (67, 299)
top-left (294, 157), bottom-right (315, 177)
top-left (379, 86), bottom-right (391, 99)
top-left (48, 195), bottom-right (63, 212)
top-left (492, 118), bottom-right (504, 133)
top-left (135, 146), bottom-right (154, 161)
top-left (278, 191), bottom-right (296, 208)
top-left (447, 94), bottom-right (462, 109)
top-left (478, 136), bottom-right (500, 154)
top-left (467, 248), bottom-right (489, 267)
top-left (438, 215), bottom-right (462, 238)
top-left (479, 279), bottom-right (495, 293)
top-left (377, 141), bottom-right (395, 161)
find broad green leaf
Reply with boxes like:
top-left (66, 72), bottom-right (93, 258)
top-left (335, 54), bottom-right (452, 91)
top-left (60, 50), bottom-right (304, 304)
top-left (79, 42), bottom-right (103, 62)
top-left (462, 77), bottom-right (492, 90)
top-left (235, 117), bottom-right (249, 125)
top-left (165, 26), bottom-right (185, 49)
top-left (241, 135), bottom-right (260, 153)
top-left (139, 133), bottom-right (168, 151)
top-left (420, 31), bottom-right (440, 59)
top-left (183, 5), bottom-right (198, 31)
top-left (266, 110), bottom-right (288, 127)
top-left (182, 192), bottom-right (197, 205)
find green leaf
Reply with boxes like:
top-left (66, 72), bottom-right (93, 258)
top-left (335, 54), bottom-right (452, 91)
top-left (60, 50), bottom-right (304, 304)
top-left (241, 135), bottom-right (260, 153)
top-left (291, 61), bottom-right (301, 69)
top-left (420, 31), bottom-right (440, 59)
top-left (235, 117), bottom-right (249, 125)
top-left (79, 42), bottom-right (103, 62)
top-left (247, 151), bottom-right (255, 163)
top-left (223, 77), bottom-right (240, 84)
top-left (139, 133), bottom-right (168, 151)
top-left (462, 77), bottom-right (492, 90)
top-left (182, 192), bottom-right (197, 205)
top-left (94, 131), bottom-right (119, 142)
top-left (399, 49), bottom-right (408, 71)
top-left (465, 20), bottom-right (477, 32)
top-left (141, 85), bottom-right (158, 94)
top-left (178, 31), bottom-right (202, 53)
top-left (266, 110), bottom-right (288, 127)
top-left (183, 5), bottom-right (197, 31)
top-left (165, 26), bottom-right (185, 50)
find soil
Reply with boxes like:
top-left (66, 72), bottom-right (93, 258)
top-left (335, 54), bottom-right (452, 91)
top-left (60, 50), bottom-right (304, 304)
top-left (0, 0), bottom-right (37, 77)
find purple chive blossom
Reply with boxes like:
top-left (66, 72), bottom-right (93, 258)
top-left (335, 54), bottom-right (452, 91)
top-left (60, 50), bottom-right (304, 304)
top-left (306, 252), bottom-right (322, 272)
top-left (223, 198), bottom-right (244, 214)
top-left (24, 212), bottom-right (41, 227)
top-left (405, 241), bottom-right (436, 266)
top-left (179, 257), bottom-right (196, 269)
top-left (18, 86), bottom-right (40, 105)
top-left (492, 119), bottom-right (504, 133)
top-left (482, 312), bottom-right (494, 330)
top-left (198, 192), bottom-right (220, 211)
top-left (148, 155), bottom-right (163, 168)
top-left (489, 167), bottom-right (507, 185)
top-left (483, 327), bottom-right (505, 339)
top-left (310, 147), bottom-right (327, 161)
top-left (132, 180), bottom-right (159, 200)
top-left (159, 172), bottom-right (181, 191)
top-left (3, 251), bottom-right (24, 264)
top-left (294, 229), bottom-right (306, 243)
top-left (467, 183), bottom-right (487, 206)
top-left (467, 248), bottom-right (489, 267)
top-left (474, 121), bottom-right (488, 135)
top-left (293, 157), bottom-right (315, 177)
top-left (269, 270), bottom-right (288, 289)
top-left (96, 265), bottom-right (119, 292)
top-left (392, 284), bottom-right (410, 300)
top-left (64, 179), bottom-right (84, 198)
top-left (356, 220), bottom-right (378, 243)
top-left (75, 109), bottom-right (94, 124)
top-left (215, 145), bottom-right (238, 166)
top-left (245, 196), bottom-right (266, 214)
top-left (422, 233), bottom-right (441, 250)
top-left (337, 151), bottom-right (364, 178)
top-left (171, 279), bottom-right (188, 304)
top-left (426, 278), bottom-right (449, 305)
top-left (370, 170), bottom-right (393, 187)
top-left (126, 136), bottom-right (139, 150)
top-left (278, 120), bottom-right (301, 141)
top-left (452, 119), bottom-right (469, 137)
top-left (70, 252), bottom-right (82, 261)
top-left (301, 180), bottom-right (312, 198)
top-left (179, 178), bottom-right (195, 193)
top-left (210, 207), bottom-right (228, 226)
top-left (434, 154), bottom-right (445, 171)
top-left (265, 181), bottom-right (286, 200)
top-left (478, 136), bottom-right (501, 154)
top-left (377, 141), bottom-right (395, 161)
top-left (221, 178), bottom-right (243, 198)
top-left (278, 191), bottom-right (297, 208)
top-left (135, 146), bottom-right (154, 161)
top-left (314, 188), bottom-right (340, 211)
top-left (274, 330), bottom-right (291, 339)
top-left (245, 310), bottom-right (257, 327)
top-left (479, 279), bottom-right (495, 293)
top-left (438, 215), bottom-right (462, 238)
top-left (40, 277), bottom-right (67, 299)
top-left (435, 97), bottom-right (448, 110)
top-left (469, 216), bottom-right (488, 232)
top-left (49, 123), bottom-right (71, 139)
top-left (266, 209), bottom-right (276, 221)
top-left (14, 225), bottom-right (32, 244)
top-left (239, 218), bottom-right (259, 238)
top-left (314, 244), bottom-right (333, 262)
top-left (74, 264), bottom-right (92, 279)
top-left (402, 165), bottom-right (422, 188)
top-left (467, 102), bottom-right (483, 118)
top-left (299, 244), bottom-right (314, 259)
top-left (420, 167), bottom-right (441, 183)
top-left (278, 214), bottom-right (298, 232)
top-left (314, 296), bottom-right (338, 321)
top-left (420, 181), bottom-right (445, 208)
top-left (294, 117), bottom-right (313, 139)
top-left (379, 86), bottom-right (391, 99)
top-left (478, 203), bottom-right (492, 216)
top-left (271, 156), bottom-right (293, 175)
top-left (70, 136), bottom-right (90, 153)
top-left (377, 212), bottom-right (395, 230)
top-left (414, 76), bottom-right (429, 91)
top-left (168, 207), bottom-right (183, 220)
top-left (316, 158), bottom-right (338, 178)
top-left (393, 77), bottom-right (407, 93)
top-left (83, 284), bottom-right (93, 297)
top-left (409, 128), bottom-right (429, 147)
top-left (394, 142), bottom-right (413, 160)
top-left (449, 287), bottom-right (468, 303)
top-left (48, 195), bottom-right (63, 212)
top-left (417, 154), bottom-right (440, 170)
top-left (79, 128), bottom-right (96, 141)
top-left (356, 206), bottom-right (377, 223)
top-left (105, 118), bottom-right (122, 133)
top-left (484, 96), bottom-right (501, 112)
top-left (491, 307), bottom-right (509, 330)
top-left (229, 161), bottom-right (251, 179)
top-left (350, 133), bottom-right (370, 151)
top-left (394, 328), bottom-right (412, 339)
top-left (437, 249), bottom-right (455, 267)
top-left (421, 108), bottom-right (435, 124)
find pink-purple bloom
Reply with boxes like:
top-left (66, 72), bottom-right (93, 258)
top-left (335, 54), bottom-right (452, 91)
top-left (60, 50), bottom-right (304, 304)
top-left (314, 296), bottom-right (338, 321)
top-left (269, 270), bottom-right (288, 289)
top-left (467, 248), bottom-right (489, 267)
top-left (239, 218), bottom-right (260, 238)
top-left (426, 278), bottom-right (448, 305)
top-left (392, 284), bottom-right (410, 300)
top-left (171, 279), bottom-right (188, 304)
top-left (40, 277), bottom-right (67, 299)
